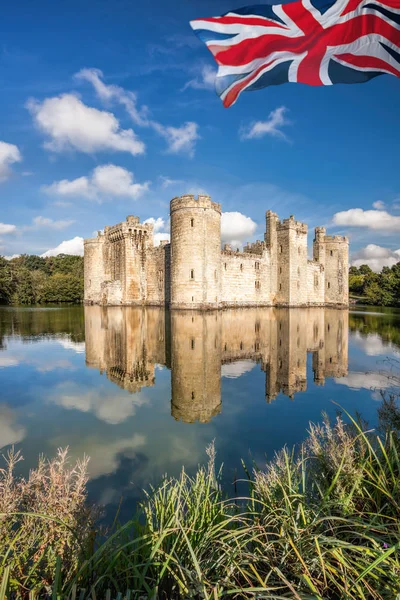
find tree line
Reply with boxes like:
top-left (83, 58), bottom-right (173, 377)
top-left (0, 254), bottom-right (83, 304)
top-left (1, 254), bottom-right (399, 306)
top-left (349, 262), bottom-right (400, 307)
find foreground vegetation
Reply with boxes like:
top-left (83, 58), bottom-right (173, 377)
top-left (349, 263), bottom-right (400, 307)
top-left (0, 254), bottom-right (83, 305)
top-left (1, 401), bottom-right (400, 599)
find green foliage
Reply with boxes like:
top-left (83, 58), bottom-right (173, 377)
top-left (0, 254), bottom-right (84, 305)
top-left (349, 262), bottom-right (400, 307)
top-left (2, 413), bottom-right (400, 599)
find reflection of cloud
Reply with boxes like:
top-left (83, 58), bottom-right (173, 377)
top-left (335, 372), bottom-right (392, 392)
top-left (36, 359), bottom-right (75, 372)
top-left (0, 355), bottom-right (20, 367)
top-left (57, 338), bottom-right (85, 353)
top-left (0, 405), bottom-right (25, 448)
top-left (352, 331), bottom-right (399, 357)
top-left (221, 360), bottom-right (256, 379)
top-left (78, 434), bottom-right (146, 479)
top-left (49, 382), bottom-right (148, 424)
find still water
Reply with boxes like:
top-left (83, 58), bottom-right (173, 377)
top-left (0, 305), bottom-right (399, 521)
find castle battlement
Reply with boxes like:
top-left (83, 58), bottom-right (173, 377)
top-left (84, 194), bottom-right (349, 309)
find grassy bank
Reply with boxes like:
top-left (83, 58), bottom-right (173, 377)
top-left (1, 406), bottom-right (400, 599)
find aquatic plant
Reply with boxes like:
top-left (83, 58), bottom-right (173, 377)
top-left (1, 412), bottom-right (400, 599)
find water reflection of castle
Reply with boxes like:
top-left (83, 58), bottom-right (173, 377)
top-left (85, 307), bottom-right (348, 423)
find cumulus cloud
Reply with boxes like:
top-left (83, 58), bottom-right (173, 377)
top-left (143, 217), bottom-right (170, 246)
top-left (240, 107), bottom-right (290, 141)
top-left (33, 216), bottom-right (75, 230)
top-left (43, 164), bottom-right (150, 202)
top-left (351, 244), bottom-right (400, 272)
top-left (152, 121), bottom-right (200, 158)
top-left (41, 236), bottom-right (84, 257)
top-left (0, 223), bottom-right (16, 235)
top-left (221, 212), bottom-right (257, 247)
top-left (334, 371), bottom-right (393, 392)
top-left (0, 141), bottom-right (22, 181)
top-left (27, 93), bottom-right (145, 156)
top-left (333, 208), bottom-right (400, 232)
top-left (373, 200), bottom-right (385, 210)
top-left (76, 68), bottom-right (200, 156)
top-left (183, 65), bottom-right (216, 91)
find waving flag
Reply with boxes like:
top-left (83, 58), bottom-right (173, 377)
top-left (189, 0), bottom-right (400, 107)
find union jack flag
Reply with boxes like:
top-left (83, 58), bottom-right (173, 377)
top-left (190, 0), bottom-right (400, 107)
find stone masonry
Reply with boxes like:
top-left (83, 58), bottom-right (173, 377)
top-left (84, 194), bottom-right (349, 309)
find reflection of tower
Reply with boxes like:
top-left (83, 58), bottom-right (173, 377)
top-left (273, 309), bottom-right (308, 399)
top-left (324, 309), bottom-right (349, 379)
top-left (170, 195), bottom-right (221, 309)
top-left (84, 306), bottom-right (166, 393)
top-left (171, 311), bottom-right (222, 423)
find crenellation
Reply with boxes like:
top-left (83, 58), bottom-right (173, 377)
top-left (84, 194), bottom-right (349, 309)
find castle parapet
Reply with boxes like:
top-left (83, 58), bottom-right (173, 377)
top-left (170, 194), bottom-right (221, 215)
top-left (243, 240), bottom-right (265, 255)
top-left (276, 215), bottom-right (308, 234)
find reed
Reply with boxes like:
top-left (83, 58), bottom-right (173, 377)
top-left (1, 409), bottom-right (400, 599)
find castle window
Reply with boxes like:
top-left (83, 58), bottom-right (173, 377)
top-left (280, 245), bottom-right (283, 253)
top-left (298, 267), bottom-right (300, 276)
top-left (327, 324), bottom-right (330, 332)
top-left (190, 269), bottom-right (194, 279)
top-left (297, 281), bottom-right (300, 289)
top-left (330, 250), bottom-right (333, 256)
top-left (255, 280), bottom-right (260, 289)
top-left (240, 342), bottom-right (243, 350)
top-left (191, 218), bottom-right (194, 227)
top-left (255, 342), bottom-right (260, 351)
top-left (328, 282), bottom-right (331, 289)
top-left (314, 274), bottom-right (319, 288)
top-left (192, 296), bottom-right (194, 302)
top-left (128, 228), bottom-right (132, 233)
top-left (240, 264), bottom-right (243, 271)
top-left (280, 267), bottom-right (282, 274)
top-left (224, 263), bottom-right (227, 270)
top-left (224, 343), bottom-right (227, 351)
top-left (279, 359), bottom-right (282, 369)
top-left (192, 391), bottom-right (195, 400)
top-left (191, 339), bottom-right (195, 349)
top-left (279, 283), bottom-right (282, 290)
top-left (255, 262), bottom-right (259, 270)
top-left (214, 270), bottom-right (217, 281)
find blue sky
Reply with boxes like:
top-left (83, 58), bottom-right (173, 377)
top-left (0, 0), bottom-right (399, 269)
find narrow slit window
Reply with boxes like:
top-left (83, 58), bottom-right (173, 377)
top-left (190, 269), bottom-right (194, 279)
top-left (191, 218), bottom-right (194, 227)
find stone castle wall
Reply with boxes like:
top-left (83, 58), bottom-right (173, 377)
top-left (84, 194), bottom-right (349, 309)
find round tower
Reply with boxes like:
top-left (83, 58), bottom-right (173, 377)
top-left (84, 234), bottom-right (105, 305)
top-left (170, 194), bottom-right (221, 309)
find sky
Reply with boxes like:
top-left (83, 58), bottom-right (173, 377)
top-left (0, 0), bottom-right (399, 270)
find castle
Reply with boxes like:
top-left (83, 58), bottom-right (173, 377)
top-left (84, 194), bottom-right (349, 309)
top-left (85, 306), bottom-right (348, 423)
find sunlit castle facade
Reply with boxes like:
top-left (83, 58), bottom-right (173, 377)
top-left (84, 194), bottom-right (349, 309)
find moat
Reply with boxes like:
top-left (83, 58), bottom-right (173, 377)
top-left (1, 304), bottom-right (399, 522)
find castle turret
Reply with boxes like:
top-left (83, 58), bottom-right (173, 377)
top-left (84, 233), bottom-right (106, 305)
top-left (313, 228), bottom-right (349, 306)
top-left (170, 194), bottom-right (221, 309)
top-left (275, 216), bottom-right (308, 306)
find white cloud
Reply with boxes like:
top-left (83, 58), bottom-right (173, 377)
top-left (0, 356), bottom-right (20, 367)
top-left (152, 121), bottom-right (200, 158)
top-left (351, 331), bottom-right (399, 357)
top-left (33, 216), bottom-right (75, 230)
top-left (0, 141), bottom-right (22, 182)
top-left (183, 65), bottom-right (216, 91)
top-left (240, 107), bottom-right (290, 141)
top-left (75, 68), bottom-right (149, 126)
top-left (57, 337), bottom-right (86, 353)
top-left (3, 254), bottom-right (20, 261)
top-left (373, 200), bottom-right (385, 210)
top-left (0, 223), bottom-right (16, 235)
top-left (351, 244), bottom-right (400, 272)
top-left (144, 217), bottom-right (170, 245)
top-left (334, 371), bottom-right (393, 392)
top-left (41, 236), bottom-right (84, 257)
top-left (333, 208), bottom-right (400, 232)
top-left (143, 217), bottom-right (165, 232)
top-left (159, 176), bottom-right (183, 189)
top-left (154, 232), bottom-right (170, 246)
top-left (43, 164), bottom-right (149, 202)
top-left (221, 360), bottom-right (256, 378)
top-left (221, 211), bottom-right (257, 246)
top-left (76, 68), bottom-right (200, 156)
top-left (27, 93), bottom-right (145, 156)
